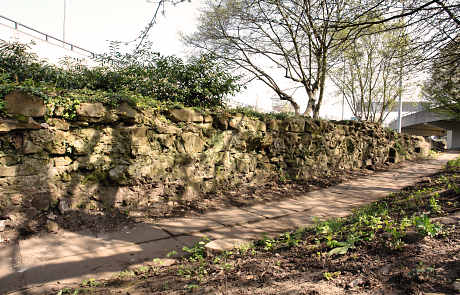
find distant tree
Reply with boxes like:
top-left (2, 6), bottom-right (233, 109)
top-left (329, 0), bottom-right (459, 67)
top-left (330, 24), bottom-right (413, 124)
top-left (184, 0), bottom-right (372, 118)
top-left (423, 37), bottom-right (460, 120)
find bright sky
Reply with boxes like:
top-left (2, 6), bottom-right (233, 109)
top-left (1, 0), bottom-right (202, 55)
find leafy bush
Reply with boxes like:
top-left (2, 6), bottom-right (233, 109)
top-left (0, 41), bottom-right (241, 109)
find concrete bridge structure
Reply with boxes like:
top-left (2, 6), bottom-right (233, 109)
top-left (388, 110), bottom-right (460, 149)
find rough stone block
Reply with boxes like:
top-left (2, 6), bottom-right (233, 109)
top-left (117, 102), bottom-right (137, 119)
top-left (5, 90), bottom-right (46, 117)
top-left (0, 166), bottom-right (18, 177)
top-left (53, 157), bottom-right (72, 167)
top-left (77, 103), bottom-right (107, 118)
top-left (169, 108), bottom-right (203, 122)
top-left (46, 118), bottom-right (70, 131)
top-left (23, 140), bottom-right (43, 154)
top-left (284, 118), bottom-right (305, 132)
top-left (181, 132), bottom-right (205, 154)
top-left (0, 118), bottom-right (41, 133)
top-left (205, 238), bottom-right (251, 256)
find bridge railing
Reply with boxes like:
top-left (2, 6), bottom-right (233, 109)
top-left (0, 14), bottom-right (96, 58)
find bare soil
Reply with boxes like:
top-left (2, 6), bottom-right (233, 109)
top-left (51, 163), bottom-right (459, 295)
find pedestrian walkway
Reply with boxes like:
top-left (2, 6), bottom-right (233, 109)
top-left (1, 151), bottom-right (458, 294)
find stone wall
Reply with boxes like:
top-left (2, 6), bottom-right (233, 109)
top-left (0, 91), bottom-right (428, 223)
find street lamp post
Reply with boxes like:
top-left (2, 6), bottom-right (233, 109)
top-left (63, 0), bottom-right (67, 42)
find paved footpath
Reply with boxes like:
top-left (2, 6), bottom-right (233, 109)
top-left (1, 151), bottom-right (459, 294)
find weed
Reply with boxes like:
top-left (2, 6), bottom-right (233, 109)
top-left (323, 271), bottom-right (341, 281)
top-left (256, 235), bottom-right (277, 251)
top-left (117, 270), bottom-right (135, 279)
top-left (57, 288), bottom-right (79, 295)
top-left (185, 283), bottom-right (200, 291)
top-left (81, 278), bottom-right (100, 287)
top-left (409, 262), bottom-right (435, 279)
top-left (182, 237), bottom-right (210, 262)
top-left (134, 265), bottom-right (150, 276)
top-left (278, 230), bottom-right (303, 248)
top-left (412, 214), bottom-right (442, 237)
top-left (429, 193), bottom-right (442, 214)
top-left (166, 250), bottom-right (178, 258)
top-left (446, 157), bottom-right (460, 169)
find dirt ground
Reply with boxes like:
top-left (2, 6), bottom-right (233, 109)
top-left (50, 161), bottom-right (459, 295)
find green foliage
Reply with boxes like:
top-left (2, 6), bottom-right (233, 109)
top-left (0, 41), bottom-right (241, 110)
top-left (166, 250), bottom-right (178, 258)
top-left (57, 288), bottom-right (79, 295)
top-left (446, 157), bottom-right (460, 170)
top-left (423, 36), bottom-right (460, 120)
top-left (256, 235), bottom-right (278, 251)
top-left (323, 271), bottom-right (341, 281)
top-left (182, 237), bottom-right (210, 262)
top-left (412, 214), bottom-right (442, 237)
top-left (429, 193), bottom-right (442, 214)
top-left (81, 278), bottom-right (100, 287)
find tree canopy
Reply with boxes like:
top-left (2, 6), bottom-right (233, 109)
top-left (423, 36), bottom-right (460, 120)
top-left (185, 0), bottom-right (368, 118)
top-left (185, 0), bottom-right (459, 118)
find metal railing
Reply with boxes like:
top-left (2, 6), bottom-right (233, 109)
top-left (0, 14), bottom-right (96, 58)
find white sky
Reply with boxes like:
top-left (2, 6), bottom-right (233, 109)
top-left (1, 0), bottom-right (202, 55)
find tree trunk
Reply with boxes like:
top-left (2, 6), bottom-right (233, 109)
top-left (303, 89), bottom-right (316, 117)
top-left (313, 56), bottom-right (327, 119)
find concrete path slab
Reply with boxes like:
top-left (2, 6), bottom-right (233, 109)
top-left (96, 223), bottom-right (170, 245)
top-left (1, 237), bottom-right (187, 294)
top-left (155, 217), bottom-right (224, 236)
top-left (202, 207), bottom-right (263, 226)
top-left (243, 202), bottom-right (298, 219)
top-left (0, 151), bottom-right (458, 294)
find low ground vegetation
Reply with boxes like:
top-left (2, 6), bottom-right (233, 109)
top-left (56, 158), bottom-right (460, 294)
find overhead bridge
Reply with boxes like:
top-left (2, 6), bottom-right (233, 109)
top-left (388, 110), bottom-right (460, 150)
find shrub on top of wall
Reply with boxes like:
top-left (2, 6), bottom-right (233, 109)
top-left (0, 41), bottom-right (241, 110)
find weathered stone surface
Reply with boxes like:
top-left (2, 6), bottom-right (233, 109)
top-left (229, 115), bottom-right (264, 132)
top-left (205, 238), bottom-right (251, 255)
top-left (452, 280), bottom-right (460, 293)
top-left (117, 102), bottom-right (137, 120)
top-left (46, 220), bottom-right (59, 232)
top-left (46, 118), bottom-right (70, 131)
top-left (181, 132), bottom-right (205, 154)
top-left (77, 103), bottom-right (107, 118)
top-left (130, 127), bottom-right (148, 143)
top-left (284, 118), bottom-right (305, 132)
top-left (414, 136), bottom-right (431, 157)
top-left (53, 157), bottom-right (72, 167)
top-left (23, 139), bottom-right (43, 154)
top-left (0, 166), bottom-right (18, 177)
top-left (0, 102), bottom-right (427, 223)
top-left (169, 108), bottom-right (203, 122)
top-left (203, 115), bottom-right (213, 123)
top-left (0, 118), bottom-right (41, 133)
top-left (58, 199), bottom-right (72, 215)
top-left (5, 90), bottom-right (46, 117)
top-left (31, 194), bottom-right (50, 211)
top-left (108, 165), bottom-right (128, 183)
